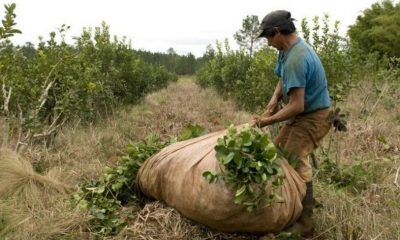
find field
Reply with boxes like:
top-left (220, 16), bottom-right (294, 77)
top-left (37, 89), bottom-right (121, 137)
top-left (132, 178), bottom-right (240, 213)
top-left (0, 76), bottom-right (399, 239)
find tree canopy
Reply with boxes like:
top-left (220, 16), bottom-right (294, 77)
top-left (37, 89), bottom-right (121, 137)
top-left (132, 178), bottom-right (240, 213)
top-left (234, 15), bottom-right (263, 57)
top-left (348, 0), bottom-right (400, 58)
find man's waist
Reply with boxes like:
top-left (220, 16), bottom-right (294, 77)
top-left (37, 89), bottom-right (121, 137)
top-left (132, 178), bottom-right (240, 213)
top-left (298, 107), bottom-right (330, 116)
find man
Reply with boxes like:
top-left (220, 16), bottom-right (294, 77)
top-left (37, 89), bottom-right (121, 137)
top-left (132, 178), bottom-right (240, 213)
top-left (254, 10), bottom-right (332, 237)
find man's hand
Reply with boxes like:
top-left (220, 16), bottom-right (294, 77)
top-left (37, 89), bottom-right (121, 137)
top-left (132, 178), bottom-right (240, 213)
top-left (263, 97), bottom-right (279, 118)
top-left (251, 116), bottom-right (272, 128)
top-left (251, 117), bottom-right (261, 128)
top-left (256, 88), bottom-right (305, 127)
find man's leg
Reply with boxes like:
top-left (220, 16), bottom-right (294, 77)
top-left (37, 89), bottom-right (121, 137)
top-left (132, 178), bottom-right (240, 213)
top-left (281, 109), bottom-right (332, 237)
top-left (281, 123), bottom-right (316, 237)
top-left (273, 123), bottom-right (291, 147)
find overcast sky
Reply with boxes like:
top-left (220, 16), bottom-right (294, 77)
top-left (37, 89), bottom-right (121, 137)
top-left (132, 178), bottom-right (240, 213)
top-left (4, 0), bottom-right (384, 57)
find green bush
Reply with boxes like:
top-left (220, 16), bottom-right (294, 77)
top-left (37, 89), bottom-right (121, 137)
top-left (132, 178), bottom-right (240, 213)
top-left (237, 48), bottom-right (277, 111)
top-left (317, 156), bottom-right (388, 193)
top-left (196, 40), bottom-right (277, 112)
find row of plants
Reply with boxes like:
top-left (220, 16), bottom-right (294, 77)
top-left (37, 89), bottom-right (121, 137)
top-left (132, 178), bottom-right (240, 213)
top-left (196, 40), bottom-right (277, 112)
top-left (196, 14), bottom-right (389, 112)
top-left (134, 49), bottom-right (201, 75)
top-left (0, 4), bottom-right (177, 150)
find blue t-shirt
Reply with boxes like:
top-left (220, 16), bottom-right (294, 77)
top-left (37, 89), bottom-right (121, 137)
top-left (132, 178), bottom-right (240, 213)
top-left (274, 38), bottom-right (331, 113)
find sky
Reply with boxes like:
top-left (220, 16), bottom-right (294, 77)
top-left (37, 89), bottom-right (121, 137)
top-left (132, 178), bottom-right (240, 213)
top-left (3, 0), bottom-right (385, 57)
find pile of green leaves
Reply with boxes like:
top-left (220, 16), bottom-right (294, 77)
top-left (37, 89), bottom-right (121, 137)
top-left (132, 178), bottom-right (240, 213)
top-left (72, 124), bottom-right (205, 236)
top-left (72, 134), bottom-right (168, 235)
top-left (203, 124), bottom-right (284, 212)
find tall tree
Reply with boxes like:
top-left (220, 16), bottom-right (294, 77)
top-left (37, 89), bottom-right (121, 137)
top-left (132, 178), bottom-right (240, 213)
top-left (234, 15), bottom-right (262, 57)
top-left (348, 0), bottom-right (400, 58)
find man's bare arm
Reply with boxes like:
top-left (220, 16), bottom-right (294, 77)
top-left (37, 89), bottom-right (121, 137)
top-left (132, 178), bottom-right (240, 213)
top-left (258, 87), bottom-right (304, 127)
top-left (263, 80), bottom-right (283, 117)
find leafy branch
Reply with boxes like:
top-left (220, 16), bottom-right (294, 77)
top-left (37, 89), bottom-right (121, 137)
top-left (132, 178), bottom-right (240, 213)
top-left (0, 3), bottom-right (21, 40)
top-left (203, 124), bottom-right (285, 212)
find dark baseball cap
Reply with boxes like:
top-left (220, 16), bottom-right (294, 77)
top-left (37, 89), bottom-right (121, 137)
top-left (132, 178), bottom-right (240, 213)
top-left (257, 10), bottom-right (294, 38)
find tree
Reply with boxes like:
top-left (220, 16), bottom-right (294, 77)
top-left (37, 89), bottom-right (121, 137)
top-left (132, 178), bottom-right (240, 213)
top-left (203, 44), bottom-right (215, 60)
top-left (167, 47), bottom-right (176, 55)
top-left (1, 3), bottom-right (22, 148)
top-left (0, 3), bottom-right (21, 39)
top-left (19, 41), bottom-right (36, 58)
top-left (234, 15), bottom-right (262, 57)
top-left (348, 0), bottom-right (400, 58)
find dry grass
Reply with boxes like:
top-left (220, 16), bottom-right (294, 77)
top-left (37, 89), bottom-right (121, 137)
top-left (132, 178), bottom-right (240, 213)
top-left (312, 80), bottom-right (400, 240)
top-left (314, 183), bottom-right (400, 240)
top-left (0, 76), bottom-right (399, 239)
top-left (0, 148), bottom-right (70, 205)
top-left (0, 148), bottom-right (87, 239)
top-left (0, 199), bottom-right (89, 240)
top-left (117, 202), bottom-right (258, 240)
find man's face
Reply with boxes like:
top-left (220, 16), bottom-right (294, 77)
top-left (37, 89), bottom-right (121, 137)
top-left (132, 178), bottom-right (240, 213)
top-left (266, 33), bottom-right (282, 50)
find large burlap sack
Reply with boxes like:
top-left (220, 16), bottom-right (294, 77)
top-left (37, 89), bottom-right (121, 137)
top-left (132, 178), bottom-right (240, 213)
top-left (136, 127), bottom-right (306, 233)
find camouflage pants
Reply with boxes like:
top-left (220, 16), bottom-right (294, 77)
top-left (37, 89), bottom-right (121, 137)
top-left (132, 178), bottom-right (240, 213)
top-left (274, 108), bottom-right (332, 182)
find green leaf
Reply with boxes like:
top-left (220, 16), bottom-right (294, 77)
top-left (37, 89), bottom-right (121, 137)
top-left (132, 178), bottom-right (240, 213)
top-left (253, 175), bottom-right (262, 183)
top-left (178, 123), bottom-right (205, 140)
top-left (259, 135), bottom-right (269, 149)
top-left (235, 185), bottom-right (246, 197)
top-left (9, 29), bottom-right (21, 34)
top-left (202, 171), bottom-right (218, 183)
top-left (96, 185), bottom-right (105, 194)
top-left (228, 125), bottom-right (237, 135)
top-left (266, 165), bottom-right (273, 174)
top-left (227, 139), bottom-right (235, 148)
top-left (234, 192), bottom-right (245, 204)
top-left (233, 154), bottom-right (243, 168)
top-left (262, 173), bottom-right (267, 181)
top-left (247, 185), bottom-right (254, 194)
top-left (242, 131), bottom-right (252, 146)
top-left (111, 182), bottom-right (123, 191)
top-left (241, 147), bottom-right (250, 152)
top-left (223, 152), bottom-right (235, 164)
top-left (215, 152), bottom-right (226, 162)
top-left (214, 145), bottom-right (226, 153)
top-left (246, 205), bottom-right (255, 212)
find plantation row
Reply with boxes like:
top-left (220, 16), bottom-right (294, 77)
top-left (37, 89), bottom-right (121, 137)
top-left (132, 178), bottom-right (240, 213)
top-left (0, 5), bottom-right (182, 149)
top-left (196, 13), bottom-right (396, 113)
